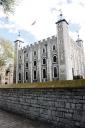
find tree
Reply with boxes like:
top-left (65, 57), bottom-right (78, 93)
top-left (0, 38), bottom-right (14, 67)
top-left (0, 0), bottom-right (17, 14)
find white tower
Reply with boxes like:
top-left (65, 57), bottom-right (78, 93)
top-left (56, 12), bottom-right (73, 80)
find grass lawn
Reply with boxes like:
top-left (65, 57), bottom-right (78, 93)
top-left (0, 79), bottom-right (85, 88)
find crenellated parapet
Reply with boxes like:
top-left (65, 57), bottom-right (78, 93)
top-left (18, 35), bottom-right (57, 52)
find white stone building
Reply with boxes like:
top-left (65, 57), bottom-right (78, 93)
top-left (13, 16), bottom-right (85, 83)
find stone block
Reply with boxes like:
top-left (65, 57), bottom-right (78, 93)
top-left (83, 96), bottom-right (85, 99)
top-left (71, 103), bottom-right (75, 109)
top-left (73, 113), bottom-right (82, 121)
top-left (56, 111), bottom-right (64, 117)
top-left (65, 103), bottom-right (71, 109)
top-left (64, 113), bottom-right (72, 119)
top-left (76, 103), bottom-right (83, 110)
top-left (51, 110), bottom-right (56, 118)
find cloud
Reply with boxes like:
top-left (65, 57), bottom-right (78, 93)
top-left (7, 0), bottom-right (58, 40)
top-left (0, 0), bottom-right (85, 51)
top-left (0, 20), bottom-right (18, 34)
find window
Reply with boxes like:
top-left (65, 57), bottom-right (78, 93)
top-left (43, 48), bottom-right (45, 53)
top-left (26, 72), bottom-right (28, 80)
top-left (19, 73), bottom-right (21, 80)
top-left (54, 67), bottom-right (57, 77)
top-left (34, 60), bottom-right (36, 66)
top-left (53, 56), bottom-right (57, 62)
top-left (53, 45), bottom-right (55, 50)
top-left (43, 58), bottom-right (46, 64)
top-left (34, 70), bottom-right (36, 80)
top-left (43, 69), bottom-right (47, 78)
top-left (34, 51), bottom-right (36, 55)
top-left (26, 62), bottom-right (28, 68)
top-left (6, 70), bottom-right (9, 76)
top-left (20, 56), bottom-right (21, 59)
top-left (24, 50), bottom-right (26, 53)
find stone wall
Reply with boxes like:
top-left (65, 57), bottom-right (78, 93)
top-left (0, 88), bottom-right (85, 128)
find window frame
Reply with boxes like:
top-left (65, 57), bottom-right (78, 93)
top-left (43, 69), bottom-right (47, 78)
top-left (25, 72), bottom-right (28, 80)
top-left (34, 60), bottom-right (37, 66)
top-left (53, 45), bottom-right (56, 51)
top-left (43, 58), bottom-right (46, 65)
top-left (34, 70), bottom-right (37, 80)
top-left (34, 51), bottom-right (36, 56)
top-left (53, 55), bottom-right (57, 63)
top-left (26, 62), bottom-right (28, 68)
top-left (19, 73), bottom-right (21, 80)
top-left (53, 67), bottom-right (58, 78)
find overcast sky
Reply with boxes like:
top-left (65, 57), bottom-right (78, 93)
top-left (0, 0), bottom-right (85, 50)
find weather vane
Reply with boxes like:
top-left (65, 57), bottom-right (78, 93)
top-left (76, 31), bottom-right (79, 39)
top-left (59, 9), bottom-right (63, 20)
top-left (18, 31), bottom-right (21, 37)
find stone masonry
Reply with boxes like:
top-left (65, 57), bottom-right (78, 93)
top-left (0, 88), bottom-right (85, 128)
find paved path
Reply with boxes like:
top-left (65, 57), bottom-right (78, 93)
top-left (0, 110), bottom-right (55, 128)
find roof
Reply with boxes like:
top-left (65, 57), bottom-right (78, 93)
top-left (55, 19), bottom-right (69, 25)
top-left (14, 37), bottom-right (24, 43)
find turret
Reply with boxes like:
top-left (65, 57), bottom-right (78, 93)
top-left (76, 34), bottom-right (83, 48)
top-left (13, 32), bottom-right (24, 84)
top-left (56, 12), bottom-right (73, 80)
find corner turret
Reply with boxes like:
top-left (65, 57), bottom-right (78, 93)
top-left (56, 10), bottom-right (69, 25)
top-left (13, 32), bottom-right (24, 83)
top-left (76, 34), bottom-right (83, 48)
top-left (56, 12), bottom-right (73, 80)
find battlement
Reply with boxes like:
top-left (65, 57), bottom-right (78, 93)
top-left (18, 35), bottom-right (57, 52)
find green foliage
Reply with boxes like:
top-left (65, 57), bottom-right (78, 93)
top-left (0, 79), bottom-right (85, 88)
top-left (0, 0), bottom-right (17, 13)
top-left (0, 37), bottom-right (14, 67)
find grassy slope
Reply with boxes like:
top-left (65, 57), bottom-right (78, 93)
top-left (0, 79), bottom-right (85, 88)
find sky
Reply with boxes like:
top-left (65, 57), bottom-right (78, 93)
top-left (0, 0), bottom-right (85, 50)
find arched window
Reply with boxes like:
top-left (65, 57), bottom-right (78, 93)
top-left (34, 60), bottom-right (36, 66)
top-left (19, 73), bottom-right (21, 80)
top-left (26, 72), bottom-right (28, 80)
top-left (34, 70), bottom-right (36, 80)
top-left (53, 56), bottom-right (57, 62)
top-left (43, 58), bottom-right (46, 64)
top-left (43, 69), bottom-right (47, 78)
top-left (26, 62), bottom-right (28, 68)
top-left (54, 67), bottom-right (57, 77)
top-left (53, 45), bottom-right (55, 50)
top-left (43, 48), bottom-right (45, 53)
top-left (20, 56), bottom-right (21, 59)
top-left (34, 51), bottom-right (36, 56)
